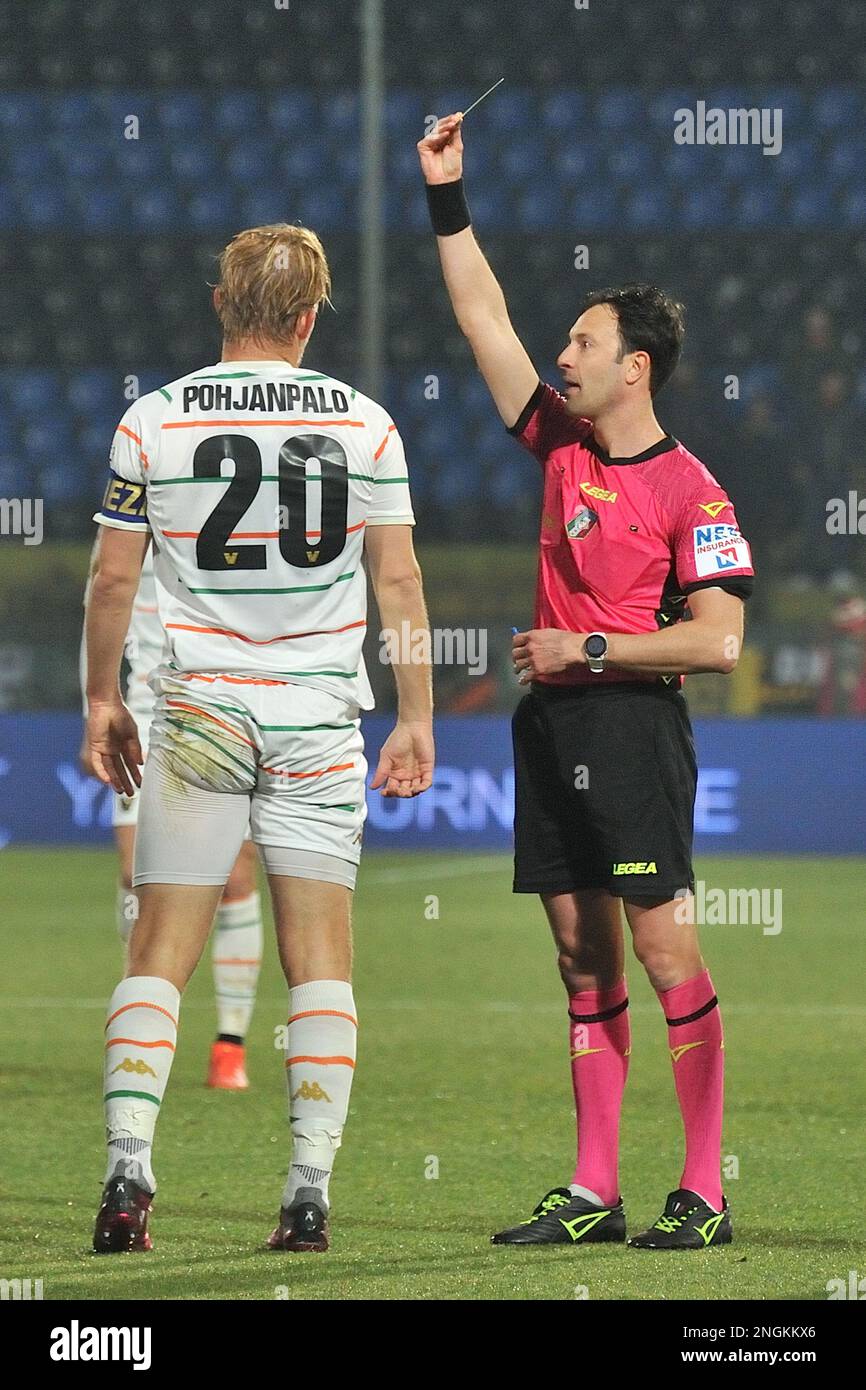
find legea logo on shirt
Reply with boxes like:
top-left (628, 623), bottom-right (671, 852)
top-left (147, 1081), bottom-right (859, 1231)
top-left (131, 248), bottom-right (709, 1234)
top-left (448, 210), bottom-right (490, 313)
top-left (580, 482), bottom-right (618, 503)
top-left (692, 524), bottom-right (751, 577)
top-left (565, 507), bottom-right (599, 540)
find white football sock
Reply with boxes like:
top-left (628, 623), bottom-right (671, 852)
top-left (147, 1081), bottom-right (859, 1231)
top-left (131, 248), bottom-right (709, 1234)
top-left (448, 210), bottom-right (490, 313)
top-left (212, 891), bottom-right (263, 1041)
top-left (103, 975), bottom-right (180, 1193)
top-left (281, 979), bottom-right (357, 1212)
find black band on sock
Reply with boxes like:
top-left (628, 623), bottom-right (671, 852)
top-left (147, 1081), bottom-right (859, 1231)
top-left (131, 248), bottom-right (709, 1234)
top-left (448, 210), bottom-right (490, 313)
top-left (217, 1032), bottom-right (243, 1046)
top-left (665, 995), bottom-right (718, 1028)
top-left (568, 997), bottom-right (629, 1025)
top-left (426, 179), bottom-right (472, 236)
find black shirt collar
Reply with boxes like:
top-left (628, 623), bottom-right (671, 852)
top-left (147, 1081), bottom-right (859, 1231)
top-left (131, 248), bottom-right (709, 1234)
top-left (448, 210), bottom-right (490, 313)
top-left (586, 433), bottom-right (677, 467)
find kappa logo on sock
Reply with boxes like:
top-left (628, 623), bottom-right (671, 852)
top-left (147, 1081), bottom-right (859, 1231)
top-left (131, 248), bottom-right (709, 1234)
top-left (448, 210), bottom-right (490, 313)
top-left (570, 1047), bottom-right (607, 1060)
top-left (670, 1041), bottom-right (706, 1064)
top-left (110, 1057), bottom-right (157, 1078)
top-left (291, 1080), bottom-right (332, 1103)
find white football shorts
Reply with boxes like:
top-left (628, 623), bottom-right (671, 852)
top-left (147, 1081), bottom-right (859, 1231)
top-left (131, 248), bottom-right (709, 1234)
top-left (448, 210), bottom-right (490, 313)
top-left (131, 671), bottom-right (367, 890)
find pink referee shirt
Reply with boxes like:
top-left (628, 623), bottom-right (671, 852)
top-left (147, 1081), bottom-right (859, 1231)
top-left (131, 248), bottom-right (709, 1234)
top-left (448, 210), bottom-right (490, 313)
top-left (509, 382), bottom-right (755, 687)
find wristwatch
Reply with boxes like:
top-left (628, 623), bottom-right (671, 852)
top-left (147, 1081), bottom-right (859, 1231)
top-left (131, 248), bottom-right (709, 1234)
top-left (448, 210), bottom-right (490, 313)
top-left (583, 632), bottom-right (608, 674)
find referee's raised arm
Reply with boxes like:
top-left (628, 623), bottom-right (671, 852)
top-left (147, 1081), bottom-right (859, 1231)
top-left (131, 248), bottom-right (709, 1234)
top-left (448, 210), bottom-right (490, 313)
top-left (417, 114), bottom-right (539, 428)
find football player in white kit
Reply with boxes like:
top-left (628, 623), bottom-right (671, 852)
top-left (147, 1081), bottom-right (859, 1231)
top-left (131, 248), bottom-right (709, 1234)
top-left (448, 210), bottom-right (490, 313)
top-left (84, 224), bottom-right (434, 1253)
top-left (80, 543), bottom-right (263, 1091)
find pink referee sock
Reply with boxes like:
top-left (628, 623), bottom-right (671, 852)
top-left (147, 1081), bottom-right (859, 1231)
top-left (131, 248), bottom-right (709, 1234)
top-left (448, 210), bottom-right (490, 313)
top-left (568, 978), bottom-right (631, 1207)
top-left (658, 969), bottom-right (725, 1212)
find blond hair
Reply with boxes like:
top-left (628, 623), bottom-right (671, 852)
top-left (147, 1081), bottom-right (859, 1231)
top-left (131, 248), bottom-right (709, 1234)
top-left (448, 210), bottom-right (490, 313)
top-left (214, 223), bottom-right (331, 345)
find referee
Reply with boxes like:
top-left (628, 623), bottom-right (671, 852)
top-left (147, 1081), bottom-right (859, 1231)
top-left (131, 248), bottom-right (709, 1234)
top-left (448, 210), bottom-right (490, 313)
top-left (417, 114), bottom-right (755, 1249)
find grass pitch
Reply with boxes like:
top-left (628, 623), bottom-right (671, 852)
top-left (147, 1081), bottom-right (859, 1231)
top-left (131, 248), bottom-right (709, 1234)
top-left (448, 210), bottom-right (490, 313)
top-left (1, 849), bottom-right (864, 1301)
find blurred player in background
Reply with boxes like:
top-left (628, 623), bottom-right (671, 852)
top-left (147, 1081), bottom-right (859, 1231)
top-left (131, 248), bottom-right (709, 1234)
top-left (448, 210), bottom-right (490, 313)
top-left (85, 223), bottom-right (434, 1254)
top-left (418, 115), bottom-right (753, 1250)
top-left (80, 542), bottom-right (263, 1090)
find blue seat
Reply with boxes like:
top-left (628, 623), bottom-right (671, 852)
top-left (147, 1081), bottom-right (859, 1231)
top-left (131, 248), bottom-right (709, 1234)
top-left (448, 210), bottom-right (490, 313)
top-left (717, 144), bottom-right (759, 178)
top-left (841, 189), bottom-right (866, 227)
top-left (0, 187), bottom-right (15, 229)
top-left (759, 87), bottom-right (804, 128)
top-left (226, 141), bottom-right (272, 184)
top-left (788, 184), bottom-right (833, 227)
top-left (156, 93), bottom-right (207, 134)
top-left (320, 93), bottom-right (359, 136)
top-left (45, 91), bottom-right (98, 130)
top-left (566, 187), bottom-right (617, 230)
top-left (15, 182), bottom-right (68, 227)
top-left (130, 188), bottom-right (183, 231)
top-left (679, 185), bottom-right (727, 229)
top-left (554, 142), bottom-right (600, 182)
top-left (487, 89), bottom-right (532, 132)
top-left (67, 371), bottom-right (118, 417)
top-left (295, 187), bottom-right (352, 229)
top-left (622, 187), bottom-right (668, 230)
top-left (740, 365), bottom-right (782, 400)
top-left (828, 137), bottom-right (866, 181)
top-left (0, 413), bottom-right (17, 449)
top-left (77, 422), bottom-right (116, 456)
top-left (0, 460), bottom-right (27, 494)
top-left (663, 144), bottom-right (709, 180)
top-left (38, 461), bottom-right (89, 503)
top-left (433, 458), bottom-right (477, 506)
top-left (648, 89), bottom-right (696, 134)
top-left (811, 86), bottom-right (861, 131)
top-left (775, 137), bottom-right (818, 181)
top-left (0, 93), bottom-right (41, 133)
top-left (75, 188), bottom-right (125, 232)
top-left (607, 138), bottom-right (654, 182)
top-left (213, 92), bottom-right (263, 138)
top-left (115, 142), bottom-right (165, 178)
top-left (267, 91), bottom-right (317, 132)
top-left (474, 417), bottom-right (510, 457)
top-left (516, 185), bottom-right (561, 230)
top-left (461, 376), bottom-right (495, 415)
top-left (733, 182), bottom-right (781, 227)
top-left (541, 89), bottom-right (588, 132)
top-left (6, 142), bottom-right (56, 179)
top-left (333, 146), bottom-right (361, 181)
top-left (459, 187), bottom-right (506, 224)
top-left (385, 91), bottom-right (422, 132)
top-left (279, 142), bottom-right (330, 182)
top-left (595, 90), bottom-right (642, 131)
top-left (388, 140), bottom-right (424, 184)
top-left (187, 188), bottom-right (237, 230)
top-left (170, 141), bottom-right (221, 183)
top-left (24, 417), bottom-right (71, 459)
top-left (63, 141), bottom-right (112, 180)
top-left (401, 189), bottom-right (436, 232)
top-left (489, 456), bottom-right (532, 505)
top-left (500, 138), bottom-right (541, 180)
top-left (240, 189), bottom-right (302, 227)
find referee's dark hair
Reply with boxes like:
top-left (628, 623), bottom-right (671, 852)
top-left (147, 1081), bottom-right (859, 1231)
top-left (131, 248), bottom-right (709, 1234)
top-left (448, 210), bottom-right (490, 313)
top-left (582, 283), bottom-right (685, 397)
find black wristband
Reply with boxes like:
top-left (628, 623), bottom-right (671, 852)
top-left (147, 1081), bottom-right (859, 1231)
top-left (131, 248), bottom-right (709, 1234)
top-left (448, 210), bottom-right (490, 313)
top-left (426, 179), bottom-right (472, 236)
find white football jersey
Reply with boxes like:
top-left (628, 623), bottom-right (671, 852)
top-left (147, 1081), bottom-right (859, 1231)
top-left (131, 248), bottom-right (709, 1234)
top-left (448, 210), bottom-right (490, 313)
top-left (93, 361), bottom-right (415, 710)
top-left (124, 547), bottom-right (168, 711)
top-left (80, 541), bottom-right (166, 715)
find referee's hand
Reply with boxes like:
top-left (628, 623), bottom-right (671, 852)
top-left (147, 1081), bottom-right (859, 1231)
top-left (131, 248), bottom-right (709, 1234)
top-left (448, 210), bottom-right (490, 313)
top-left (513, 629), bottom-right (584, 682)
top-left (417, 113), bottom-right (464, 185)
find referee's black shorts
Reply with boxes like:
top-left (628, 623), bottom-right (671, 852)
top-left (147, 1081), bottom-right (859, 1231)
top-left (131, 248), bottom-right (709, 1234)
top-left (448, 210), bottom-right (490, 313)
top-left (512, 680), bottom-right (697, 900)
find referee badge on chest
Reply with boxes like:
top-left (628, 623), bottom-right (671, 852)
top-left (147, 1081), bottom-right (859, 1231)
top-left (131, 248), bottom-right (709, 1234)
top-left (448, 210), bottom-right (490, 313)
top-left (565, 506), bottom-right (599, 540)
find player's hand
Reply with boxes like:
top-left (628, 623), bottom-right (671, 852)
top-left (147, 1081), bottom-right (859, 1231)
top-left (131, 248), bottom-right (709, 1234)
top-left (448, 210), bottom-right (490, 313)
top-left (512, 629), bottom-right (585, 682)
top-left (370, 720), bottom-right (435, 798)
top-left (78, 729), bottom-right (97, 778)
top-left (87, 699), bottom-right (143, 796)
top-left (417, 113), bottom-right (464, 185)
